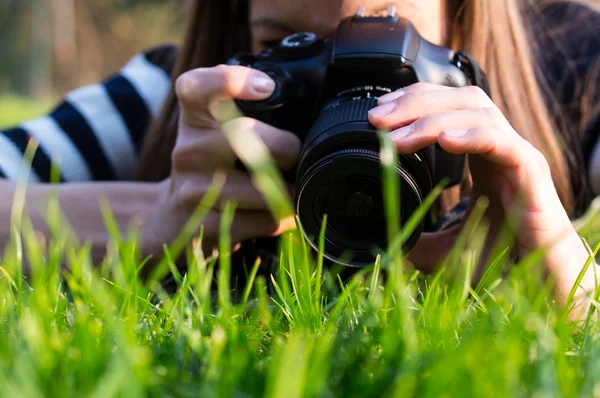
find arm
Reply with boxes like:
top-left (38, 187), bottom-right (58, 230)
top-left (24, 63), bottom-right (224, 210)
top-left (0, 46), bottom-right (176, 269)
top-left (544, 226), bottom-right (598, 318)
top-left (1, 65), bottom-right (299, 275)
top-left (0, 180), bottom-right (162, 270)
top-left (370, 83), bottom-right (598, 321)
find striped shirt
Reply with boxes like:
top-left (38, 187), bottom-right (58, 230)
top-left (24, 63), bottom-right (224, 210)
top-left (0, 46), bottom-right (175, 183)
top-left (0, 2), bottom-right (599, 218)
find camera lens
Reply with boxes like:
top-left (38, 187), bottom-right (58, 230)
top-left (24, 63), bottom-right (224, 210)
top-left (319, 174), bottom-right (386, 243)
top-left (294, 86), bottom-right (433, 267)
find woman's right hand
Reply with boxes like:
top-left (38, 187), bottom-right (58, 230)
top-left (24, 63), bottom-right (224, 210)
top-left (145, 65), bottom-right (301, 255)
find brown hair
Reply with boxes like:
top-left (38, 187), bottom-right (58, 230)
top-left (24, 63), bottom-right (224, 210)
top-left (136, 0), bottom-right (250, 182)
top-left (138, 0), bottom-right (598, 216)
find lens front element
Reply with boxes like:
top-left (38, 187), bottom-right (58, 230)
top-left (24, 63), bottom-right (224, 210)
top-left (320, 174), bottom-right (386, 244)
top-left (296, 148), bottom-right (424, 267)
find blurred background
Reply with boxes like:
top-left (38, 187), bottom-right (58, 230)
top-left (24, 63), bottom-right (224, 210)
top-left (0, 0), bottom-right (182, 128)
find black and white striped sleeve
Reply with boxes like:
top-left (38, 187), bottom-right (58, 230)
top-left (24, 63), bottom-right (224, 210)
top-left (0, 45), bottom-right (177, 183)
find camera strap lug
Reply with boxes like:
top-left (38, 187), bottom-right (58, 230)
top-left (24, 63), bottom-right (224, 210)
top-left (354, 5), bottom-right (397, 18)
top-left (356, 5), bottom-right (366, 17)
top-left (386, 5), bottom-right (397, 18)
top-left (453, 51), bottom-right (492, 99)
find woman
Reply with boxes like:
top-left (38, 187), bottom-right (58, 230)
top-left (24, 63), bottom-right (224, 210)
top-left (1, 1), bottom-right (598, 311)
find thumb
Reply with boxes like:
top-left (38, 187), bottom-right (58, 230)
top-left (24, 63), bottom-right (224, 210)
top-left (175, 65), bottom-right (276, 128)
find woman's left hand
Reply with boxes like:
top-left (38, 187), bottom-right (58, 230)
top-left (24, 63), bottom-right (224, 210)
top-left (367, 82), bottom-right (588, 289)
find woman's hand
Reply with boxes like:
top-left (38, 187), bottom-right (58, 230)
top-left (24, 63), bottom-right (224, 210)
top-left (145, 65), bottom-right (300, 256)
top-left (368, 83), bottom-right (594, 307)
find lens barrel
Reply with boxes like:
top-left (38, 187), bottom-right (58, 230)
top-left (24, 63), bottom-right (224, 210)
top-left (294, 87), bottom-right (432, 267)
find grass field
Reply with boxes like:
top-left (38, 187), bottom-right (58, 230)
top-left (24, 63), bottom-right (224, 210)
top-left (0, 96), bottom-right (53, 130)
top-left (1, 99), bottom-right (600, 397)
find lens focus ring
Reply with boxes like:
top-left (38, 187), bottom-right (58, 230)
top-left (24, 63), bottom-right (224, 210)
top-left (306, 97), bottom-right (378, 143)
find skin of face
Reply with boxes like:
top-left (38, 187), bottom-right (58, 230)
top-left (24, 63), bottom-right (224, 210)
top-left (249, 0), bottom-right (448, 54)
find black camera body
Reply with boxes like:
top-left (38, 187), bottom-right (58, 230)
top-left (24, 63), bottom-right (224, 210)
top-left (229, 13), bottom-right (483, 266)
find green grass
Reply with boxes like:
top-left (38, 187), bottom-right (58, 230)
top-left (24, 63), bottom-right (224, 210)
top-left (1, 101), bottom-right (600, 397)
top-left (0, 96), bottom-right (53, 129)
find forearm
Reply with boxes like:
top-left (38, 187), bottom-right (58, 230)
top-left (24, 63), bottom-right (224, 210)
top-left (543, 227), bottom-right (599, 319)
top-left (0, 180), bottom-right (161, 269)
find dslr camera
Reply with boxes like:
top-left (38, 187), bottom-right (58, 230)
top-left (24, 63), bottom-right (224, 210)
top-left (229, 8), bottom-right (488, 267)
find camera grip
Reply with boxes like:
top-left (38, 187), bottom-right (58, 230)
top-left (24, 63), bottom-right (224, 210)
top-left (434, 148), bottom-right (465, 187)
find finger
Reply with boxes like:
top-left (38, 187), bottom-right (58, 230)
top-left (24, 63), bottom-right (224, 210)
top-left (401, 82), bottom-right (456, 94)
top-left (172, 118), bottom-right (301, 172)
top-left (175, 65), bottom-right (276, 128)
top-left (387, 108), bottom-right (517, 155)
top-left (231, 211), bottom-right (296, 243)
top-left (437, 127), bottom-right (537, 169)
top-left (406, 224), bottom-right (461, 272)
top-left (438, 127), bottom-right (553, 203)
top-left (202, 210), bottom-right (296, 245)
top-left (222, 117), bottom-right (302, 171)
top-left (369, 86), bottom-right (495, 129)
top-left (180, 172), bottom-right (296, 212)
top-left (377, 82), bottom-right (454, 104)
top-left (179, 173), bottom-right (279, 211)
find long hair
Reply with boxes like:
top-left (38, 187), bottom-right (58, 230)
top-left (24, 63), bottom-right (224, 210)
top-left (137, 0), bottom-right (599, 216)
top-left (136, 0), bottom-right (250, 182)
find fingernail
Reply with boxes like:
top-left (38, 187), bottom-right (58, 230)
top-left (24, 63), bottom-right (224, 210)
top-left (378, 90), bottom-right (405, 104)
top-left (443, 129), bottom-right (468, 138)
top-left (368, 101), bottom-right (397, 118)
top-left (252, 75), bottom-right (276, 94)
top-left (389, 125), bottom-right (413, 140)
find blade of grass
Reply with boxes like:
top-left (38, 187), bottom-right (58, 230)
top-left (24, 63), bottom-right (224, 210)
top-left (147, 171), bottom-right (225, 283)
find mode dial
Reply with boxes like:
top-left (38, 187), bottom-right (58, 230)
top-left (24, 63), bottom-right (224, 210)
top-left (281, 32), bottom-right (318, 49)
top-left (270, 32), bottom-right (323, 59)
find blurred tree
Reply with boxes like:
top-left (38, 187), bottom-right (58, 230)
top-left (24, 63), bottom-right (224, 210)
top-left (0, 0), bottom-right (33, 95)
top-left (0, 0), bottom-right (182, 99)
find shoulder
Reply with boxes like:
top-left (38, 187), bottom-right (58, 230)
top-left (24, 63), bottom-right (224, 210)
top-left (532, 1), bottom-right (599, 49)
top-left (533, 1), bottom-right (599, 37)
top-left (529, 1), bottom-right (600, 105)
top-left (0, 44), bottom-right (180, 183)
top-left (60, 44), bottom-right (180, 180)
top-left (529, 2), bottom-right (600, 201)
top-left (139, 44), bottom-right (179, 77)
top-left (116, 44), bottom-right (179, 117)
